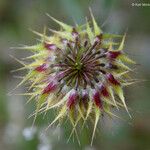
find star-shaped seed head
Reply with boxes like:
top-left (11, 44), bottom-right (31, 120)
top-left (13, 12), bottom-right (136, 145)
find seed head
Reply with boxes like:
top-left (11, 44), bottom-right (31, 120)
top-left (13, 13), bottom-right (136, 144)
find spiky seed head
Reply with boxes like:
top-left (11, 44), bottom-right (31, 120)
top-left (13, 13), bottom-right (136, 144)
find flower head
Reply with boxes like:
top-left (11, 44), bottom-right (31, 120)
top-left (14, 13), bottom-right (136, 144)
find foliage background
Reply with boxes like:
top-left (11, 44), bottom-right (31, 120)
top-left (0, 0), bottom-right (150, 150)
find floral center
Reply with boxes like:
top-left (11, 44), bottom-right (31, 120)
top-left (75, 62), bottom-right (83, 70)
top-left (54, 32), bottom-right (106, 90)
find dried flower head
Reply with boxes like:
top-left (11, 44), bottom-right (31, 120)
top-left (13, 12), bottom-right (136, 144)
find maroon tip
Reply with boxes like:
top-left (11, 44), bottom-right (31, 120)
top-left (42, 81), bottom-right (57, 94)
top-left (35, 63), bottom-right (48, 72)
top-left (106, 73), bottom-right (120, 85)
top-left (98, 84), bottom-right (109, 97)
top-left (93, 90), bottom-right (103, 109)
top-left (67, 90), bottom-right (78, 109)
top-left (107, 51), bottom-right (121, 59)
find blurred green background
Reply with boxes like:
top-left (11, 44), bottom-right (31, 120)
top-left (0, 0), bottom-right (150, 150)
